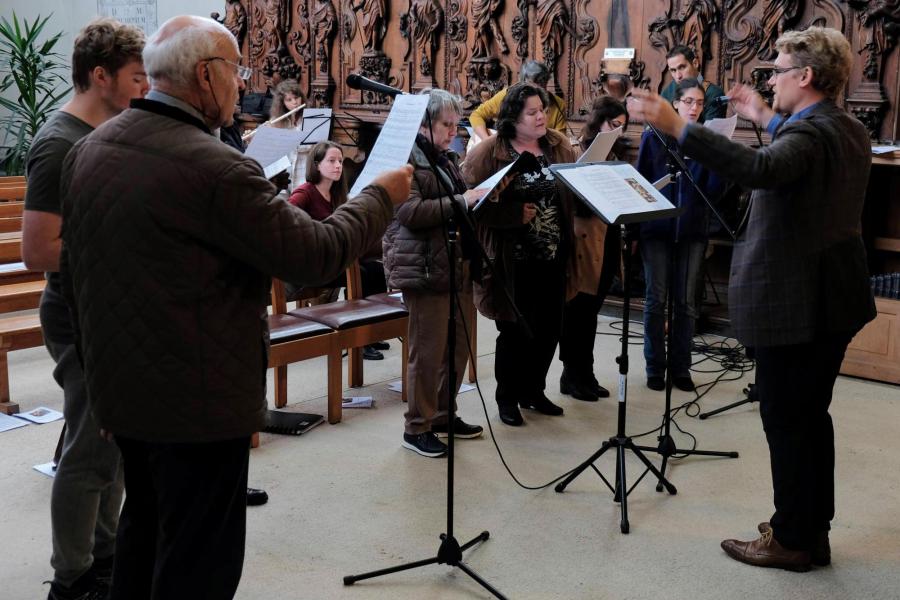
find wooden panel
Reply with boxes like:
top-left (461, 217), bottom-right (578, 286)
top-left (224, 1), bottom-right (900, 141)
top-left (841, 297), bottom-right (900, 385)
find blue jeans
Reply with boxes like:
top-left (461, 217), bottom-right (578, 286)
top-left (640, 238), bottom-right (706, 378)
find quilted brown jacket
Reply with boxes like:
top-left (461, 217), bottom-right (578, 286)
top-left (59, 100), bottom-right (393, 443)
top-left (382, 143), bottom-right (468, 292)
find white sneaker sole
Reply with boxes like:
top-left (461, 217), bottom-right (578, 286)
top-left (433, 429), bottom-right (483, 439)
top-left (401, 440), bottom-right (447, 457)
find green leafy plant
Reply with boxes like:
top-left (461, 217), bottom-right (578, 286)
top-left (0, 12), bottom-right (70, 175)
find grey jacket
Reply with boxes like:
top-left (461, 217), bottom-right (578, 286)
top-left (382, 143), bottom-right (468, 292)
top-left (681, 101), bottom-right (876, 347)
top-left (60, 100), bottom-right (393, 443)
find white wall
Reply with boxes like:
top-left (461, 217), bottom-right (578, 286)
top-left (2, 0), bottom-right (225, 65)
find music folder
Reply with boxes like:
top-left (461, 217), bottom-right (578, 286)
top-left (549, 161), bottom-right (684, 225)
top-left (469, 151), bottom-right (542, 213)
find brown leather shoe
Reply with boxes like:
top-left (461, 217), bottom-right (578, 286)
top-left (721, 529), bottom-right (812, 572)
top-left (758, 522), bottom-right (830, 566)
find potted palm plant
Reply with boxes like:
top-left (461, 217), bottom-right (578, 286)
top-left (0, 12), bottom-right (70, 175)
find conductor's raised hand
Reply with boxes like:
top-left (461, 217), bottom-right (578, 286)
top-left (522, 202), bottom-right (537, 224)
top-left (727, 83), bottom-right (775, 128)
top-left (371, 164), bottom-right (414, 205)
top-left (628, 88), bottom-right (686, 139)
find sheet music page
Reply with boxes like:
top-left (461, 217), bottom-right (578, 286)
top-left (245, 126), bottom-right (309, 172)
top-left (556, 163), bottom-right (675, 223)
top-left (350, 95), bottom-right (430, 196)
top-left (704, 115), bottom-right (738, 139)
top-left (298, 108), bottom-right (333, 144)
top-left (576, 126), bottom-right (623, 163)
top-left (469, 161), bottom-right (519, 212)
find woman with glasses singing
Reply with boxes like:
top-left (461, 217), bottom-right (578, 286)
top-left (635, 78), bottom-right (726, 393)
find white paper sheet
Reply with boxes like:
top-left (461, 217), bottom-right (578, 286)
top-left (577, 126), bottom-right (623, 163)
top-left (350, 95), bottom-right (431, 196)
top-left (342, 396), bottom-right (374, 408)
top-left (33, 462), bottom-right (57, 478)
top-left (0, 412), bottom-right (29, 432)
top-left (297, 108), bottom-right (333, 145)
top-left (14, 406), bottom-right (63, 424)
top-left (703, 115), bottom-right (738, 139)
top-left (245, 126), bottom-right (310, 174)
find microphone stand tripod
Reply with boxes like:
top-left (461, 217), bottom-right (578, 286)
top-left (344, 124), bottom-right (517, 598)
top-left (634, 124), bottom-right (738, 490)
top-left (555, 223), bottom-right (677, 534)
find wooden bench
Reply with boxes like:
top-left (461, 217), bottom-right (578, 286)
top-left (0, 314), bottom-right (43, 414)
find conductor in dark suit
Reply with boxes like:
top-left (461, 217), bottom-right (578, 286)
top-left (631, 27), bottom-right (876, 571)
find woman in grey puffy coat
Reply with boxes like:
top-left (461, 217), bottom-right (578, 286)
top-left (383, 89), bottom-right (488, 458)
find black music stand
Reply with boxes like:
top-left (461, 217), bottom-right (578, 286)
top-left (632, 125), bottom-right (738, 489)
top-left (344, 109), bottom-right (520, 598)
top-left (549, 162), bottom-right (684, 532)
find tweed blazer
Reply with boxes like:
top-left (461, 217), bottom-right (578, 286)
top-left (680, 101), bottom-right (876, 347)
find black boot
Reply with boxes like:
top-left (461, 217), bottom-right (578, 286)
top-left (560, 367), bottom-right (599, 402)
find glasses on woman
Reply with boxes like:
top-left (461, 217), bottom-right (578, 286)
top-left (677, 97), bottom-right (704, 107)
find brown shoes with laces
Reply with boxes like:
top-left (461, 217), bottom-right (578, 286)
top-left (720, 528), bottom-right (812, 572)
top-left (758, 522), bottom-right (831, 566)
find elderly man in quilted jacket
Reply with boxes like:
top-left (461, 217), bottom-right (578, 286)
top-left (59, 15), bottom-right (412, 600)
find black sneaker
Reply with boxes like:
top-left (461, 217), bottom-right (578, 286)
top-left (402, 432), bottom-right (447, 457)
top-left (647, 376), bottom-right (665, 391)
top-left (47, 576), bottom-right (108, 600)
top-left (246, 487), bottom-right (269, 506)
top-left (431, 417), bottom-right (484, 439)
top-left (673, 375), bottom-right (695, 392)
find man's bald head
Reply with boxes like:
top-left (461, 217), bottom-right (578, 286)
top-left (143, 15), bottom-right (237, 90)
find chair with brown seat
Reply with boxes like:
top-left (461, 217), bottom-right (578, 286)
top-left (268, 277), bottom-right (343, 422)
top-left (291, 261), bottom-right (409, 407)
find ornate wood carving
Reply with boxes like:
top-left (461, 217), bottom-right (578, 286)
top-left (228, 0), bottom-right (899, 141)
top-left (471, 0), bottom-right (510, 59)
top-left (535, 0), bottom-right (570, 93)
top-left (312, 0), bottom-right (338, 105)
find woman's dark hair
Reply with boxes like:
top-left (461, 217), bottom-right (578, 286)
top-left (495, 82), bottom-right (549, 141)
top-left (305, 141), bottom-right (348, 207)
top-left (673, 77), bottom-right (703, 102)
top-left (581, 95), bottom-right (628, 147)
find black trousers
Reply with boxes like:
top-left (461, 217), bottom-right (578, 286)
top-left (111, 436), bottom-right (250, 600)
top-left (559, 227), bottom-right (621, 374)
top-left (754, 335), bottom-right (851, 551)
top-left (494, 259), bottom-right (566, 407)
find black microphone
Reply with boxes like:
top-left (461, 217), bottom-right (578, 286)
top-left (346, 74), bottom-right (404, 98)
top-left (711, 96), bottom-right (730, 106)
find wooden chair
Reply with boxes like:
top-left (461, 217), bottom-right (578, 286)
top-left (0, 314), bottom-right (43, 414)
top-left (268, 278), bottom-right (343, 422)
top-left (291, 261), bottom-right (409, 411)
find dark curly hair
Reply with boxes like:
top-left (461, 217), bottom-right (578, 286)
top-left (72, 18), bottom-right (145, 93)
top-left (581, 96), bottom-right (628, 148)
top-left (495, 82), bottom-right (549, 141)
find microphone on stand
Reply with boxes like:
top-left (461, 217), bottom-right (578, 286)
top-left (345, 74), bottom-right (405, 98)
top-left (711, 96), bottom-right (731, 106)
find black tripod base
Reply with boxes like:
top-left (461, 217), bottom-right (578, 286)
top-left (699, 384), bottom-right (758, 419)
top-left (343, 530), bottom-right (506, 599)
top-left (555, 435), bottom-right (677, 534)
top-left (635, 434), bottom-right (739, 491)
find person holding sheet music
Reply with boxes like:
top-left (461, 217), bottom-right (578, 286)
top-left (557, 96), bottom-right (629, 402)
top-left (289, 141), bottom-right (390, 360)
top-left (270, 78), bottom-right (304, 129)
top-left (463, 82), bottom-right (577, 427)
top-left (636, 78), bottom-right (726, 393)
top-left (383, 89), bottom-right (487, 457)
